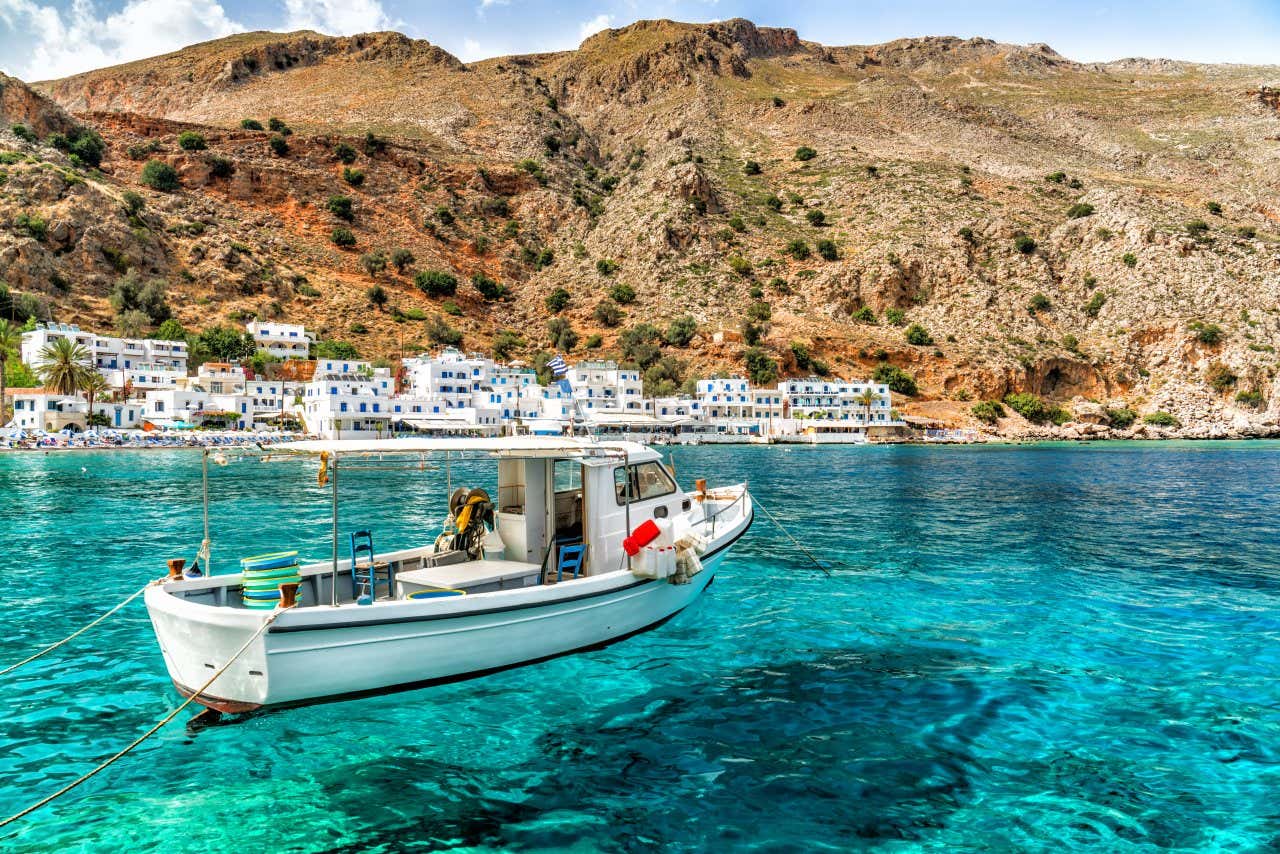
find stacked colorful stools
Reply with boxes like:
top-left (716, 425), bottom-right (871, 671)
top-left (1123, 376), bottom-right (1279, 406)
top-left (240, 551), bottom-right (301, 610)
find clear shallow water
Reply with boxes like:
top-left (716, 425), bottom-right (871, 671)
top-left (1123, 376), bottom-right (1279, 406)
top-left (1, 442), bottom-right (1280, 852)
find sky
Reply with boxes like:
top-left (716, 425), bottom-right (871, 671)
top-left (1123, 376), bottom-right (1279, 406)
top-left (0, 0), bottom-right (1276, 81)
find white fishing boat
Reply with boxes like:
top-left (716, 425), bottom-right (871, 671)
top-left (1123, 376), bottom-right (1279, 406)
top-left (144, 437), bottom-right (752, 713)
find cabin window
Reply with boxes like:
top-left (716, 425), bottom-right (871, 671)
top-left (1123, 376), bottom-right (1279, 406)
top-left (553, 459), bottom-right (582, 493)
top-left (614, 461), bottom-right (677, 504)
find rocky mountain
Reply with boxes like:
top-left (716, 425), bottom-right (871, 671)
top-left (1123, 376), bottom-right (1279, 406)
top-left (4, 18), bottom-right (1280, 437)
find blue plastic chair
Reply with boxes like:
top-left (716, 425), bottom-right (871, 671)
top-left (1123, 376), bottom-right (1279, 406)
top-left (350, 530), bottom-right (394, 604)
top-left (557, 544), bottom-right (585, 582)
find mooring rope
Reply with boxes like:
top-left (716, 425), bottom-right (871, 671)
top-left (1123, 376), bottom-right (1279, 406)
top-left (0, 606), bottom-right (289, 829)
top-left (0, 584), bottom-right (153, 678)
top-left (752, 496), bottom-right (833, 577)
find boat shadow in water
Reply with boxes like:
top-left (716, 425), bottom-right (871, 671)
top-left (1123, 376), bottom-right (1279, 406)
top-left (313, 643), bottom-right (1026, 850)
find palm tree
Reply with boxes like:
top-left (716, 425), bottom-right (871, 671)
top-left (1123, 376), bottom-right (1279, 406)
top-left (81, 370), bottom-right (111, 428)
top-left (37, 337), bottom-right (93, 396)
top-left (855, 388), bottom-right (879, 427)
top-left (0, 319), bottom-right (21, 426)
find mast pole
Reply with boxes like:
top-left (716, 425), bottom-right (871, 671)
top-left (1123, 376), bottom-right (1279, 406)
top-left (201, 448), bottom-right (211, 575)
top-left (330, 453), bottom-right (339, 607)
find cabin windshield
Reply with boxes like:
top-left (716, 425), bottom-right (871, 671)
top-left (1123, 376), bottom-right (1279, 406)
top-left (614, 461), bottom-right (678, 503)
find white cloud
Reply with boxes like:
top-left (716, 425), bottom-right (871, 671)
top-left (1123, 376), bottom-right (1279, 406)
top-left (459, 37), bottom-right (485, 61)
top-left (282, 0), bottom-right (394, 36)
top-left (0, 0), bottom-right (244, 80)
top-left (475, 0), bottom-right (508, 19)
top-left (577, 13), bottom-right (613, 42)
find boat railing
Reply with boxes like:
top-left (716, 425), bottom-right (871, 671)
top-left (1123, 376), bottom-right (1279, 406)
top-left (702, 485), bottom-right (748, 538)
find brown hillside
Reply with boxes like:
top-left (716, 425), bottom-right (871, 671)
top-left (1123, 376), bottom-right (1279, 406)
top-left (4, 17), bottom-right (1280, 435)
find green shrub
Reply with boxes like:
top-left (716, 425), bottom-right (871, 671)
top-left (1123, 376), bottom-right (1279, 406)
top-left (349, 322), bottom-right (368, 334)
top-left (816, 239), bottom-right (838, 261)
top-left (1084, 291), bottom-right (1106, 318)
top-left (139, 159), bottom-right (179, 191)
top-left (545, 287), bottom-right (571, 313)
top-left (426, 315), bottom-right (463, 347)
top-left (268, 117), bottom-right (288, 133)
top-left (1206, 201), bottom-right (1222, 215)
top-left (1185, 219), bottom-right (1210, 237)
top-left (1143, 411), bottom-right (1179, 427)
top-left (794, 146), bottom-right (817, 162)
top-left (744, 347), bottom-right (778, 385)
top-left (852, 306), bottom-right (876, 323)
top-left (1188, 320), bottom-right (1223, 345)
top-left (971, 400), bottom-right (1005, 424)
top-left (747, 301), bottom-right (772, 322)
top-left (873, 364), bottom-right (917, 396)
top-left (1206, 362), bottom-right (1237, 391)
top-left (1061, 334), bottom-right (1079, 352)
top-left (805, 209), bottom-right (826, 227)
top-left (472, 272), bottom-right (507, 300)
top-left (342, 167), bottom-right (365, 187)
top-left (415, 269), bottom-right (458, 297)
top-left (1014, 235), bottom-right (1037, 254)
top-left (595, 258), bottom-right (619, 276)
top-left (664, 315), bottom-right (697, 347)
top-left (884, 308), bottom-right (906, 326)
top-left (1003, 392), bottom-right (1048, 422)
top-left (1066, 202), bottom-right (1094, 219)
top-left (785, 239), bottom-right (810, 260)
top-left (609, 282), bottom-right (636, 304)
top-left (366, 284), bottom-right (387, 309)
top-left (391, 248), bottom-right (414, 273)
top-left (359, 250), bottom-right (387, 277)
top-left (904, 324), bottom-right (933, 346)
top-left (1237, 226), bottom-right (1257, 239)
top-left (728, 255), bottom-right (752, 276)
top-left (585, 333), bottom-right (603, 349)
top-left (1105, 407), bottom-right (1136, 429)
top-left (330, 227), bottom-right (356, 247)
top-left (334, 142), bottom-right (357, 164)
top-left (593, 299), bottom-right (623, 327)
top-left (492, 330), bottom-right (523, 360)
top-left (11, 124), bottom-right (36, 143)
top-left (240, 119), bottom-right (264, 131)
top-left (363, 132), bottom-right (386, 156)
top-left (742, 160), bottom-right (761, 175)
top-left (443, 301), bottom-right (463, 317)
top-left (14, 212), bottom-right (47, 241)
top-left (771, 95), bottom-right (785, 108)
top-left (177, 131), bottom-right (206, 151)
top-left (313, 339), bottom-right (360, 359)
top-left (958, 226), bottom-right (976, 244)
top-left (763, 194), bottom-right (782, 211)
top-left (434, 205), bottom-right (454, 226)
top-left (728, 215), bottom-right (746, 232)
top-left (327, 195), bottom-right (354, 221)
top-left (110, 272), bottom-right (170, 324)
top-left (1045, 171), bottom-right (1066, 183)
top-left (121, 191), bottom-right (145, 216)
top-left (207, 156), bottom-right (233, 179)
top-left (268, 135), bottom-right (289, 156)
top-left (1121, 252), bottom-right (1137, 267)
top-left (1028, 293), bottom-right (1051, 313)
top-left (620, 323), bottom-right (663, 368)
top-left (126, 140), bottom-right (159, 161)
top-left (1235, 390), bottom-right (1264, 408)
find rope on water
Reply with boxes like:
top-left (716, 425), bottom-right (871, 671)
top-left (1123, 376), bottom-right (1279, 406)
top-left (0, 606), bottom-right (289, 829)
top-left (0, 584), bottom-right (152, 678)
top-left (752, 496), bottom-right (832, 577)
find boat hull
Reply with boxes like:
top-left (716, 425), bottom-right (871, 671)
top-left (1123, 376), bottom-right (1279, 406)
top-left (145, 525), bottom-right (744, 712)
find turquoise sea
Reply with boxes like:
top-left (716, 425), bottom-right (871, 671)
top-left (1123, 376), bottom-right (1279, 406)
top-left (1, 442), bottom-right (1279, 851)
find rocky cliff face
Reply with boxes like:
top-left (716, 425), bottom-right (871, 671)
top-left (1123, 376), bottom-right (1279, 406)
top-left (0, 73), bottom-right (77, 137)
top-left (5, 18), bottom-right (1280, 438)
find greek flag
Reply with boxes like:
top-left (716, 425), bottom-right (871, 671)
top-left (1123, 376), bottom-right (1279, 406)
top-left (546, 354), bottom-right (568, 377)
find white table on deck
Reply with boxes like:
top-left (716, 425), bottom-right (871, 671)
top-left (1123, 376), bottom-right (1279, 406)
top-left (396, 559), bottom-right (542, 595)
